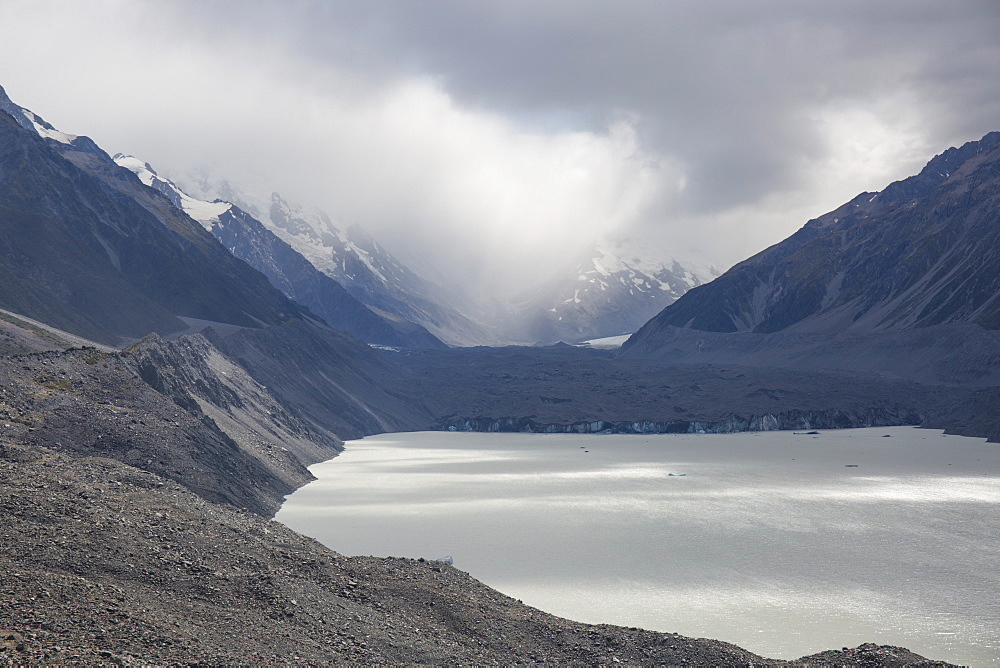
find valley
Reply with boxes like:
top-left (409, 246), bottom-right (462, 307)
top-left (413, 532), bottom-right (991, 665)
top-left (0, 74), bottom-right (998, 666)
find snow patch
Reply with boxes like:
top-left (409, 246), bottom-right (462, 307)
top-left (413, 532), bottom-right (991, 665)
top-left (113, 155), bottom-right (157, 186)
top-left (181, 197), bottom-right (232, 229)
top-left (114, 154), bottom-right (231, 229)
top-left (21, 109), bottom-right (77, 145)
top-left (575, 334), bottom-right (632, 349)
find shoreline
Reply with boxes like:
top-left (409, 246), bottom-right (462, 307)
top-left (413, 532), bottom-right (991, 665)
top-left (277, 426), bottom-right (997, 665)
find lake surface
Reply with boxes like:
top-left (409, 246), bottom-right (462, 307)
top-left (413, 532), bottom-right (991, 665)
top-left (276, 427), bottom-right (1000, 665)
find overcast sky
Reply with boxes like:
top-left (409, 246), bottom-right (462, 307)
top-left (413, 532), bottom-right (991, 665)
top-left (2, 1), bottom-right (999, 297)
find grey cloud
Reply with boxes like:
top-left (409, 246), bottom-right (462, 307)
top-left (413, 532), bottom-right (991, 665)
top-left (2, 0), bottom-right (999, 299)
top-left (257, 0), bottom-right (1000, 211)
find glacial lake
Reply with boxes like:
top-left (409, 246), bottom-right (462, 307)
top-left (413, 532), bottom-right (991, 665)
top-left (275, 427), bottom-right (1000, 665)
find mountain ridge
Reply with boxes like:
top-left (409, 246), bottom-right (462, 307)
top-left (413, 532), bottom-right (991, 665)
top-left (113, 154), bottom-right (447, 349)
top-left (181, 178), bottom-right (496, 345)
top-left (0, 86), bottom-right (315, 345)
top-left (623, 130), bottom-right (1000, 344)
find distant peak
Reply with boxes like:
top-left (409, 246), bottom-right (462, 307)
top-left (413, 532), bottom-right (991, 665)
top-left (920, 130), bottom-right (1000, 178)
top-left (0, 84), bottom-right (20, 113)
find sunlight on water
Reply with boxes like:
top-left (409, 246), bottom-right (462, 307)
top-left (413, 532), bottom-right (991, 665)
top-left (276, 427), bottom-right (1000, 665)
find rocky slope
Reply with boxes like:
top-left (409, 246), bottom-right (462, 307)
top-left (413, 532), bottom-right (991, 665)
top-left (0, 312), bottom-right (430, 517)
top-left (206, 318), bottom-right (434, 440)
top-left (0, 341), bottom-right (322, 517)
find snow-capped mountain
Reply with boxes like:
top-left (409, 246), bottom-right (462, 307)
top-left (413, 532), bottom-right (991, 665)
top-left (6, 76), bottom-right (717, 349)
top-left (269, 194), bottom-right (415, 307)
top-left (114, 155), bottom-right (230, 224)
top-left (174, 169), bottom-right (725, 346)
top-left (0, 86), bottom-right (311, 344)
top-left (519, 236), bottom-right (720, 343)
top-left (113, 155), bottom-right (446, 349)
top-left (179, 179), bottom-right (495, 346)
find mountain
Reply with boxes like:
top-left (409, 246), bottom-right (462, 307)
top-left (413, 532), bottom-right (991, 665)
top-left (0, 86), bottom-right (309, 345)
top-left (626, 132), bottom-right (1000, 340)
top-left (184, 181), bottom-right (495, 345)
top-left (622, 131), bottom-right (1000, 386)
top-left (518, 236), bottom-right (718, 343)
top-left (268, 193), bottom-right (494, 345)
top-left (183, 180), bottom-right (720, 346)
top-left (113, 155), bottom-right (446, 350)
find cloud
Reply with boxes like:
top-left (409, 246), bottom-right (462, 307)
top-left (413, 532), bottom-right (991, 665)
top-left (1, 0), bottom-right (998, 297)
top-left (254, 78), bottom-right (673, 295)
